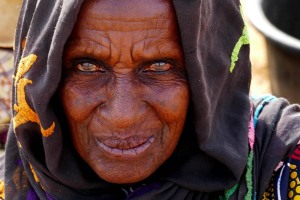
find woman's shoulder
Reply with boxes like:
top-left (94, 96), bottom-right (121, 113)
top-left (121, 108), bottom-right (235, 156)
top-left (251, 95), bottom-right (300, 198)
top-left (251, 94), bottom-right (300, 151)
top-left (252, 94), bottom-right (300, 122)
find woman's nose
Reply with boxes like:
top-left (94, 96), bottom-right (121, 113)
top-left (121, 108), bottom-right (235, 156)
top-left (99, 78), bottom-right (145, 129)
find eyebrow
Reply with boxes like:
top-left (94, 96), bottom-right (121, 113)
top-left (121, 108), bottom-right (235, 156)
top-left (131, 38), bottom-right (183, 62)
top-left (64, 37), bottom-right (112, 61)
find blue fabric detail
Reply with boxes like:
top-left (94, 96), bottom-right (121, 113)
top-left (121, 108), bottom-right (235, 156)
top-left (252, 95), bottom-right (277, 128)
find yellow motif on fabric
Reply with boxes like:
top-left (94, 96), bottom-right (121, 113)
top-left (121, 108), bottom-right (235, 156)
top-left (21, 38), bottom-right (26, 50)
top-left (29, 163), bottom-right (46, 191)
top-left (263, 163), bottom-right (300, 199)
top-left (288, 164), bottom-right (300, 199)
top-left (0, 180), bottom-right (4, 200)
top-left (29, 163), bottom-right (40, 183)
top-left (262, 175), bottom-right (275, 200)
top-left (13, 54), bottom-right (55, 137)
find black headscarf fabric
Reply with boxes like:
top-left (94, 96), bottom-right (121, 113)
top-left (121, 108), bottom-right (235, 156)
top-left (4, 0), bottom-right (300, 199)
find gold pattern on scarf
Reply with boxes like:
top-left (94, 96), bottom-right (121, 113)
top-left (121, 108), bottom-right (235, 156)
top-left (21, 38), bottom-right (26, 50)
top-left (0, 180), bottom-right (4, 200)
top-left (12, 165), bottom-right (29, 194)
top-left (13, 54), bottom-right (55, 137)
top-left (29, 163), bottom-right (46, 191)
top-left (29, 163), bottom-right (40, 183)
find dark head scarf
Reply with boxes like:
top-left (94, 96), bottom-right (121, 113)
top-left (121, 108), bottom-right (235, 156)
top-left (4, 0), bottom-right (300, 199)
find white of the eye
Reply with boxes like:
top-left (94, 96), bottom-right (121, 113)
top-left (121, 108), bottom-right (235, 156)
top-left (151, 62), bottom-right (171, 71)
top-left (77, 63), bottom-right (99, 72)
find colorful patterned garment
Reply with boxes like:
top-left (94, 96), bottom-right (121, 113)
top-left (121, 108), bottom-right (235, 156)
top-left (263, 145), bottom-right (300, 199)
top-left (253, 96), bottom-right (300, 200)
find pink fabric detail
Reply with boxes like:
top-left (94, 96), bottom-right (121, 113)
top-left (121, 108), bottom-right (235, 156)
top-left (248, 107), bottom-right (255, 150)
top-left (274, 161), bottom-right (284, 172)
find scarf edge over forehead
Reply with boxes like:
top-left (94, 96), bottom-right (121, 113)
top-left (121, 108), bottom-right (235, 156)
top-left (5, 0), bottom-right (258, 199)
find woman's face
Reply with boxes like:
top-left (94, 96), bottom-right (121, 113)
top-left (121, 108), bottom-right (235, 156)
top-left (61, 0), bottom-right (189, 184)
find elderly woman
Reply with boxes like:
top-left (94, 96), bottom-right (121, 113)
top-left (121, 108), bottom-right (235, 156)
top-left (3, 0), bottom-right (300, 199)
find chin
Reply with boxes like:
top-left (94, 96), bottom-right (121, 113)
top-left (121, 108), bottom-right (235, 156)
top-left (82, 139), bottom-right (176, 184)
top-left (91, 158), bottom-right (159, 184)
top-left (98, 171), bottom-right (153, 184)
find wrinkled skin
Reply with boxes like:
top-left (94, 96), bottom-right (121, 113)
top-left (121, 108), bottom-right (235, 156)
top-left (60, 0), bottom-right (189, 184)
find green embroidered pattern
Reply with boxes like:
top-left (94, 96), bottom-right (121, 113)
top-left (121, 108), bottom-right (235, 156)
top-left (220, 151), bottom-right (254, 200)
top-left (245, 151), bottom-right (254, 200)
top-left (223, 184), bottom-right (239, 200)
top-left (229, 5), bottom-right (250, 73)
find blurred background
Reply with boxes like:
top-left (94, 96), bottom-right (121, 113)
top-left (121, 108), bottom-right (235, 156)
top-left (243, 0), bottom-right (271, 96)
top-left (0, 0), bottom-right (22, 147)
top-left (247, 17), bottom-right (271, 95)
top-left (244, 0), bottom-right (300, 103)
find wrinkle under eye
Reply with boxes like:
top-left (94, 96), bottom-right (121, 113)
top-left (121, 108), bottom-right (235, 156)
top-left (137, 61), bottom-right (188, 86)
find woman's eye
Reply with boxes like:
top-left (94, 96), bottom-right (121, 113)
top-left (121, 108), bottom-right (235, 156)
top-left (75, 62), bottom-right (106, 73)
top-left (144, 62), bottom-right (173, 72)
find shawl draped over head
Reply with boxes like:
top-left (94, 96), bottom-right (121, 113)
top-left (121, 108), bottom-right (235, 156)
top-left (4, 0), bottom-right (300, 199)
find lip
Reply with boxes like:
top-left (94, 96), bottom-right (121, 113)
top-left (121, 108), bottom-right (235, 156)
top-left (96, 136), bottom-right (155, 157)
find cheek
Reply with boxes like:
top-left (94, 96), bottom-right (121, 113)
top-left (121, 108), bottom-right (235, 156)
top-left (148, 83), bottom-right (189, 124)
top-left (145, 83), bottom-right (189, 154)
top-left (59, 81), bottom-right (104, 122)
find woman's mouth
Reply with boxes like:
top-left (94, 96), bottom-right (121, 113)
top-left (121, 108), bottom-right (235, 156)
top-left (96, 136), bottom-right (155, 157)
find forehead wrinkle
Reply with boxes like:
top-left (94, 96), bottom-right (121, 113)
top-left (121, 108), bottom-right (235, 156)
top-left (131, 35), bottom-right (181, 62)
top-left (108, 36), bottom-right (121, 67)
top-left (82, 15), bottom-right (173, 32)
top-left (80, 30), bottom-right (111, 48)
top-left (65, 37), bottom-right (111, 61)
top-left (72, 0), bottom-right (180, 66)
